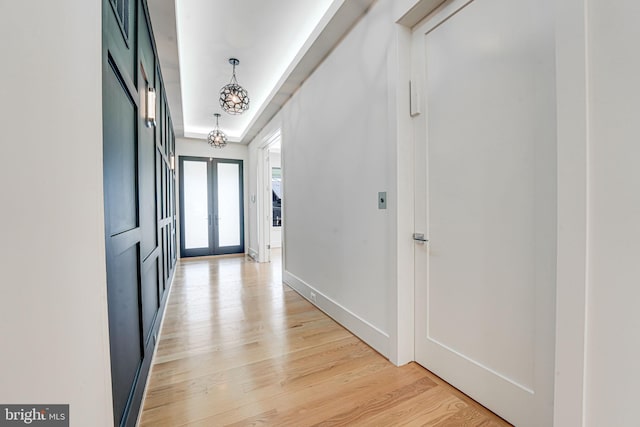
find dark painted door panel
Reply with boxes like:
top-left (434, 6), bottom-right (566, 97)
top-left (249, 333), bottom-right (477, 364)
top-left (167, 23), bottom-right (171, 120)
top-left (103, 0), bottom-right (176, 426)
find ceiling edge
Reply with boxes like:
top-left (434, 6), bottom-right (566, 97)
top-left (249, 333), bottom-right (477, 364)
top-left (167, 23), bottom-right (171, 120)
top-left (239, 0), bottom-right (377, 144)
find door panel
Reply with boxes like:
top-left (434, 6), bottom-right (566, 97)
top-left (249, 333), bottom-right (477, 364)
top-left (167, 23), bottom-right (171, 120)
top-left (106, 245), bottom-right (142, 423)
top-left (412, 0), bottom-right (556, 425)
top-left (104, 63), bottom-right (138, 235)
top-left (139, 111), bottom-right (157, 258)
top-left (216, 162), bottom-right (241, 248)
top-left (181, 159), bottom-right (210, 254)
top-left (139, 16), bottom-right (158, 260)
top-left (104, 0), bottom-right (136, 86)
top-left (103, 61), bottom-right (143, 425)
top-left (141, 256), bottom-right (159, 345)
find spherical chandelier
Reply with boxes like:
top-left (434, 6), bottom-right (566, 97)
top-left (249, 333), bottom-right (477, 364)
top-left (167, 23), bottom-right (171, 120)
top-left (207, 113), bottom-right (227, 148)
top-left (219, 58), bottom-right (249, 115)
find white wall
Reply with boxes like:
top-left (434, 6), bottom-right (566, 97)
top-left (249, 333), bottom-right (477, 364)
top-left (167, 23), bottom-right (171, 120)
top-left (245, 2), bottom-right (640, 424)
top-left (175, 138), bottom-right (249, 257)
top-left (583, 1), bottom-right (640, 425)
top-left (554, 1), bottom-right (640, 425)
top-left (249, 0), bottom-right (397, 356)
top-left (0, 2), bottom-right (114, 425)
top-left (270, 151), bottom-right (281, 168)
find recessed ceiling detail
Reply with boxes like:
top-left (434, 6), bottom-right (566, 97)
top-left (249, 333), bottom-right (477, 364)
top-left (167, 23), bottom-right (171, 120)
top-left (176, 0), bottom-right (337, 142)
top-left (148, 0), bottom-right (376, 144)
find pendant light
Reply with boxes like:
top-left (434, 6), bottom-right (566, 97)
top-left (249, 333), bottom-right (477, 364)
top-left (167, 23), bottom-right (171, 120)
top-left (219, 58), bottom-right (249, 115)
top-left (208, 113), bottom-right (227, 148)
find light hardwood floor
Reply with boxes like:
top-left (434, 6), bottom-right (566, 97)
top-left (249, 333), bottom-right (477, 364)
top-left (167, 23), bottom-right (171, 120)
top-left (139, 251), bottom-right (511, 426)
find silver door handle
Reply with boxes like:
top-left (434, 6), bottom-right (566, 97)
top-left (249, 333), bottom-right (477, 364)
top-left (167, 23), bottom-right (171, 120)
top-left (413, 233), bottom-right (428, 242)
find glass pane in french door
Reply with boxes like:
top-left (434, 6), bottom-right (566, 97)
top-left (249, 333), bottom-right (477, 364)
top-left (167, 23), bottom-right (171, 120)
top-left (216, 162), bottom-right (241, 247)
top-left (182, 160), bottom-right (209, 249)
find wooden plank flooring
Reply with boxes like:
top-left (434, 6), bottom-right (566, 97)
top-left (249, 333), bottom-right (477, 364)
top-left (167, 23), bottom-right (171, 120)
top-left (139, 251), bottom-right (511, 426)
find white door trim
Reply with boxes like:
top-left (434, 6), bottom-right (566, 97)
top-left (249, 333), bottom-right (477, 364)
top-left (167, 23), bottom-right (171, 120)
top-left (256, 129), bottom-right (282, 263)
top-left (388, 22), bottom-right (414, 366)
top-left (553, 0), bottom-right (589, 425)
top-left (390, 0), bottom-right (463, 369)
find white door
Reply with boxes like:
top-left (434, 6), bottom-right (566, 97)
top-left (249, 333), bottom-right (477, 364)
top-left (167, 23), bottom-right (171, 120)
top-left (412, 0), bottom-right (556, 425)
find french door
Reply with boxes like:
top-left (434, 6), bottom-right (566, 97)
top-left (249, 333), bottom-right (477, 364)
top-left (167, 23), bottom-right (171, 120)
top-left (179, 157), bottom-right (244, 257)
top-left (412, 0), bottom-right (556, 425)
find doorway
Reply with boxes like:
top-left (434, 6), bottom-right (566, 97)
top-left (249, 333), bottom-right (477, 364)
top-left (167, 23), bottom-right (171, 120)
top-left (256, 129), bottom-right (283, 263)
top-left (411, 0), bottom-right (556, 425)
top-left (179, 156), bottom-right (244, 257)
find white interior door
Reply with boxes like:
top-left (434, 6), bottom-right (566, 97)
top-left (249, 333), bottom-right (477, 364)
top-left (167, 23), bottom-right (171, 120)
top-left (412, 0), bottom-right (556, 425)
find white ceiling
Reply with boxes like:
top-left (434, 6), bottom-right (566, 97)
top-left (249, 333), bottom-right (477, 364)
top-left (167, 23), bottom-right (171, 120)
top-left (147, 0), bottom-right (375, 144)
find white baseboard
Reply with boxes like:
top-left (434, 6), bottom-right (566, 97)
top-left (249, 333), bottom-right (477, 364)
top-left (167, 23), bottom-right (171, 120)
top-left (248, 248), bottom-right (259, 261)
top-left (283, 270), bottom-right (389, 357)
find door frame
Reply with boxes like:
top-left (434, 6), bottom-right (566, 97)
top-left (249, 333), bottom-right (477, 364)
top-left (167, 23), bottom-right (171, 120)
top-left (178, 155), bottom-right (245, 257)
top-left (392, 0), bottom-right (586, 423)
top-left (256, 129), bottom-right (282, 263)
top-left (391, 0), bottom-right (526, 368)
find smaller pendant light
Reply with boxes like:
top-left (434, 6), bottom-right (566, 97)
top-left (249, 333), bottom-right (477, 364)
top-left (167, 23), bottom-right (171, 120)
top-left (208, 113), bottom-right (227, 148)
top-left (219, 58), bottom-right (249, 115)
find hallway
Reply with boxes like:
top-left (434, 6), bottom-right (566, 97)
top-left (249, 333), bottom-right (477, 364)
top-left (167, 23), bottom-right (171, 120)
top-left (139, 253), bottom-right (510, 426)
